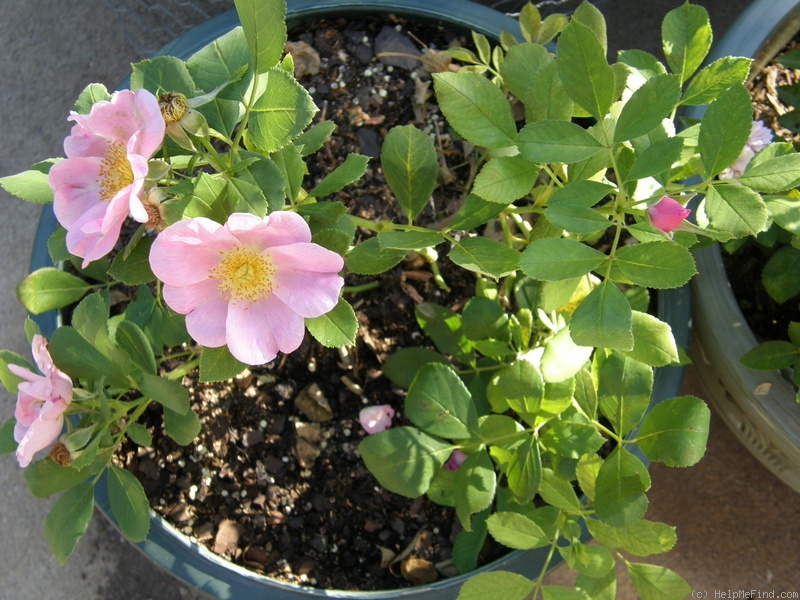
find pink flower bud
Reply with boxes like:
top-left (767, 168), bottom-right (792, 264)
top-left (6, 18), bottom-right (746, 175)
top-left (359, 404), bottom-right (395, 434)
top-left (647, 197), bottom-right (691, 234)
top-left (444, 449), bottom-right (468, 471)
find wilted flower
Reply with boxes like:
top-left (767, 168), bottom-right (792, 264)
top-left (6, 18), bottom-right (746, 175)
top-left (647, 196), bottom-right (691, 234)
top-left (48, 89), bottom-right (165, 266)
top-left (9, 335), bottom-right (73, 468)
top-left (149, 211), bottom-right (344, 365)
top-left (158, 91), bottom-right (209, 151)
top-left (359, 405), bottom-right (395, 434)
top-left (719, 120), bottom-right (773, 180)
top-left (444, 449), bottom-right (467, 471)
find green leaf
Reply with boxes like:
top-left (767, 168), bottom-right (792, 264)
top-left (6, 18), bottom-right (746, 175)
top-left (23, 459), bottom-right (92, 498)
top-left (500, 42), bottom-right (550, 102)
top-left (487, 360), bottom-right (545, 415)
top-left (636, 395), bottom-right (710, 467)
top-left (406, 364), bottom-right (478, 439)
top-left (457, 571), bottom-right (534, 600)
top-left (163, 405), bottom-right (201, 446)
top-left (596, 350), bottom-right (653, 436)
top-left (548, 180), bottom-right (614, 207)
top-left (594, 447), bottom-right (650, 527)
top-left (0, 350), bottom-right (32, 394)
top-left (524, 59), bottom-right (575, 123)
top-left (377, 230), bottom-right (444, 251)
top-left (519, 238), bottom-right (606, 281)
top-left (572, 0), bottom-right (607, 51)
top-left (0, 160), bottom-right (57, 204)
top-left (137, 373), bottom-right (189, 415)
top-left (586, 518), bottom-right (677, 557)
top-left (612, 242), bottom-right (696, 289)
top-left (452, 510), bottom-right (489, 574)
top-left (449, 237), bottom-right (519, 279)
top-left (559, 543), bottom-right (615, 579)
top-left (107, 465), bottom-right (150, 542)
top-left (358, 426), bottom-right (451, 497)
top-left (454, 449), bottom-right (497, 530)
top-left (16, 268), bottom-right (91, 315)
top-left (44, 483), bottom-right (94, 564)
top-left (486, 511), bottom-right (549, 550)
top-left (346, 237), bottom-right (405, 275)
top-left (539, 468), bottom-right (582, 512)
top-left (198, 345), bottom-right (247, 383)
top-left (738, 154), bottom-right (800, 192)
top-left (49, 326), bottom-right (119, 382)
top-left (540, 412), bottom-right (605, 460)
top-left (249, 68), bottom-right (317, 153)
top-left (74, 83), bottom-right (111, 114)
top-left (661, 2), bottom-right (712, 84)
top-left (115, 321), bottom-right (157, 376)
top-left (516, 120), bottom-right (604, 164)
top-left (126, 423), bottom-right (153, 448)
top-left (294, 120), bottom-right (336, 156)
top-left (131, 55), bottom-right (195, 95)
top-left (618, 49), bottom-right (667, 79)
top-left (570, 281), bottom-right (633, 351)
top-left (433, 71), bottom-right (517, 148)
top-left (705, 184), bottom-right (769, 237)
top-left (627, 563), bottom-right (691, 600)
top-left (0, 417), bottom-right (16, 455)
top-left (625, 137), bottom-right (684, 182)
top-left (556, 20), bottom-right (616, 119)
top-left (461, 297), bottom-right (508, 341)
top-left (108, 237), bottom-right (155, 285)
top-left (541, 326), bottom-right (593, 384)
top-left (305, 298), bottom-right (357, 348)
top-left (576, 453), bottom-right (603, 502)
top-left (234, 0), bottom-right (286, 73)
top-left (504, 434), bottom-right (542, 505)
top-left (681, 57), bottom-right (752, 106)
top-left (416, 303), bottom-right (466, 357)
top-left (382, 348), bottom-right (448, 389)
top-left (472, 156), bottom-right (537, 204)
top-left (309, 153), bottom-right (369, 198)
top-left (575, 570), bottom-right (617, 600)
top-left (698, 84), bottom-right (753, 178)
top-left (447, 193), bottom-right (506, 230)
top-left (545, 204), bottom-right (610, 235)
top-left (621, 311), bottom-right (679, 367)
top-left (741, 340), bottom-right (799, 370)
top-left (381, 124), bottom-right (439, 222)
top-left (767, 196), bottom-right (800, 235)
top-left (614, 74), bottom-right (681, 143)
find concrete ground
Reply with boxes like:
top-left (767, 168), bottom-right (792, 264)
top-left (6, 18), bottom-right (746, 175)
top-left (0, 1), bottom-right (797, 599)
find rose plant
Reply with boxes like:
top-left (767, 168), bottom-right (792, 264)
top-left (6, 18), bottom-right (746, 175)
top-left (2, 0), bottom-right (800, 598)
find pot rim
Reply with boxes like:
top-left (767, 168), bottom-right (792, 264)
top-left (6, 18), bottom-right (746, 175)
top-left (686, 0), bottom-right (800, 494)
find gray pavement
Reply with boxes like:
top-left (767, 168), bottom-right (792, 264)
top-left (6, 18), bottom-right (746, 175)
top-left (0, 1), bottom-right (797, 599)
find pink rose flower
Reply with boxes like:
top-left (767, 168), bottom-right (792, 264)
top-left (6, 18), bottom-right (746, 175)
top-left (49, 89), bottom-right (165, 267)
top-left (647, 196), bottom-right (691, 234)
top-left (150, 211), bottom-right (344, 365)
top-left (359, 405), bottom-right (395, 434)
top-left (719, 120), bottom-right (773, 180)
top-left (9, 335), bottom-right (73, 468)
top-left (444, 449), bottom-right (467, 471)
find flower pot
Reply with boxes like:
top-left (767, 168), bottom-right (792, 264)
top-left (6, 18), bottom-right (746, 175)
top-left (29, 1), bottom-right (692, 597)
top-left (688, 0), bottom-right (800, 494)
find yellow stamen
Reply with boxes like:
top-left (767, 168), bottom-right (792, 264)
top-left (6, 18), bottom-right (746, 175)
top-left (97, 142), bottom-right (133, 202)
top-left (209, 247), bottom-right (275, 306)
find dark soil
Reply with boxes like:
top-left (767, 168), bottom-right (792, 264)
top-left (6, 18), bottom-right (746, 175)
top-left (721, 38), bottom-right (800, 344)
top-left (115, 15), bottom-right (506, 591)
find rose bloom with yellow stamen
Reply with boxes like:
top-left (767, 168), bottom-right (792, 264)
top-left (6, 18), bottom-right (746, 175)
top-left (149, 211), bottom-right (344, 365)
top-left (48, 89), bottom-right (165, 266)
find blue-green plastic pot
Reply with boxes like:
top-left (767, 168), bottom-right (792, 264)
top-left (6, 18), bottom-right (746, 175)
top-left (30, 1), bottom-right (690, 597)
top-left (687, 0), bottom-right (800, 494)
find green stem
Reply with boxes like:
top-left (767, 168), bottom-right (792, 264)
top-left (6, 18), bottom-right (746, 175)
top-left (343, 280), bottom-right (382, 294)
